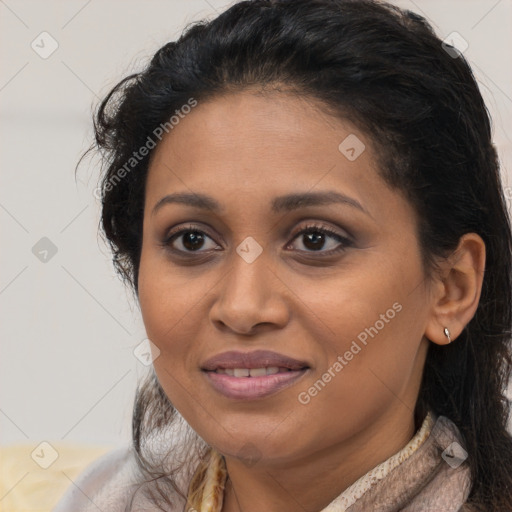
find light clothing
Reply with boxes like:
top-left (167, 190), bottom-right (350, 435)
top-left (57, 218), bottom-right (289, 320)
top-left (52, 411), bottom-right (473, 511)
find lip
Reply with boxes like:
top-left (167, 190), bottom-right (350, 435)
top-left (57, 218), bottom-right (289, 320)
top-left (203, 367), bottom-right (310, 400)
top-left (200, 349), bottom-right (311, 401)
top-left (200, 349), bottom-right (310, 371)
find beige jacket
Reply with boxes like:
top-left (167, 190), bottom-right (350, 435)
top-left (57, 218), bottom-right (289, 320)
top-left (52, 413), bottom-right (474, 512)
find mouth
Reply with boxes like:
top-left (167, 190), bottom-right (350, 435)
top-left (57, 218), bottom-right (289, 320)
top-left (200, 349), bottom-right (310, 373)
top-left (206, 366), bottom-right (306, 377)
top-left (202, 367), bottom-right (309, 400)
top-left (200, 350), bottom-right (310, 400)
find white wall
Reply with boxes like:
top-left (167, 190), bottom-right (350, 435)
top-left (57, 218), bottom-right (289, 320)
top-left (1, 0), bottom-right (511, 449)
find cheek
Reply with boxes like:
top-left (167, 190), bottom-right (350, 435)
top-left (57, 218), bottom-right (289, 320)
top-left (137, 257), bottom-right (199, 416)
top-left (138, 246), bottom-right (189, 335)
top-left (296, 265), bottom-right (423, 398)
top-left (137, 247), bottom-right (211, 380)
top-left (137, 249), bottom-right (186, 365)
top-left (289, 304), bottom-right (420, 452)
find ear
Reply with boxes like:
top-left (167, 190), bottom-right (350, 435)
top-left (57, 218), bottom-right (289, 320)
top-left (424, 233), bottom-right (486, 346)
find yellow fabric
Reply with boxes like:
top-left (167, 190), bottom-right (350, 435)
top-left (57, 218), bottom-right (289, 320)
top-left (0, 442), bottom-right (114, 512)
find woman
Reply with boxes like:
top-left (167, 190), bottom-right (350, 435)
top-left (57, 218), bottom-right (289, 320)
top-left (53, 0), bottom-right (512, 510)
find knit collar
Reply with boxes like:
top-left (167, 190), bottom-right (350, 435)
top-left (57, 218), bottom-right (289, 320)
top-left (187, 410), bottom-right (435, 512)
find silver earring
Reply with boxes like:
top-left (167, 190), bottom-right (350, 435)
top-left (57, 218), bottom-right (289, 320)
top-left (443, 327), bottom-right (452, 344)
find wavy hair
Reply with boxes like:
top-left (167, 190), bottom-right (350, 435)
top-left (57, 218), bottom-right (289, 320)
top-left (86, 0), bottom-right (512, 510)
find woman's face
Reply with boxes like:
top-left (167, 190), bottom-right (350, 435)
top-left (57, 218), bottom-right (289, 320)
top-left (138, 90), bottom-right (432, 468)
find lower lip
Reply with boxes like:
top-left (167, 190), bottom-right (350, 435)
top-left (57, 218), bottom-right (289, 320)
top-left (202, 369), bottom-right (309, 400)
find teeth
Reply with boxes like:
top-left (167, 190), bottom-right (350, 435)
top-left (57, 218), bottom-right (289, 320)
top-left (215, 367), bottom-right (284, 377)
top-left (249, 367), bottom-right (267, 377)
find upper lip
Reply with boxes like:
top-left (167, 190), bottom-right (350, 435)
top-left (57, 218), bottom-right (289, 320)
top-left (201, 350), bottom-right (310, 371)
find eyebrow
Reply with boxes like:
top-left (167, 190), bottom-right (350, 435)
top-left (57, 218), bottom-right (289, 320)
top-left (151, 190), bottom-right (371, 218)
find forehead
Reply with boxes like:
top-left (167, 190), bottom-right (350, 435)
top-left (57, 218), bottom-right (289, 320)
top-left (151, 90), bottom-right (364, 162)
top-left (144, 90), bottom-right (409, 224)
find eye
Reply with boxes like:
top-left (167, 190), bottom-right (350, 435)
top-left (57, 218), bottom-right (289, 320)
top-left (163, 224), bottom-right (220, 253)
top-left (286, 223), bottom-right (352, 254)
top-left (161, 222), bottom-right (352, 257)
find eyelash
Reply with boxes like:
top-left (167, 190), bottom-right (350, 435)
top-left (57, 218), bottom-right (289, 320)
top-left (161, 222), bottom-right (353, 257)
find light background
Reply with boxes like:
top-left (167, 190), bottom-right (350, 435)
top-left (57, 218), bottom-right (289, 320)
top-left (1, 0), bottom-right (511, 449)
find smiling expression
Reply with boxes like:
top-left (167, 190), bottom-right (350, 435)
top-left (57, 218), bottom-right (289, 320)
top-left (137, 89), bottom-right (432, 466)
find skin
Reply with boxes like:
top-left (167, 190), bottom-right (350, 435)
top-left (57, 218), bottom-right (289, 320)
top-left (137, 90), bottom-right (485, 512)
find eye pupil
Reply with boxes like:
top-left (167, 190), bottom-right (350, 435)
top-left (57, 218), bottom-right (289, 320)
top-left (303, 232), bottom-right (325, 250)
top-left (183, 231), bottom-right (205, 251)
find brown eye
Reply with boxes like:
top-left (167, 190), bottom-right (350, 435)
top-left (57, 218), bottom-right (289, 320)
top-left (288, 224), bottom-right (352, 254)
top-left (179, 231), bottom-right (207, 251)
top-left (163, 225), bottom-right (220, 253)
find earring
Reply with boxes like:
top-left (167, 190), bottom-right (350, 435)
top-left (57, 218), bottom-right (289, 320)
top-left (443, 327), bottom-right (452, 344)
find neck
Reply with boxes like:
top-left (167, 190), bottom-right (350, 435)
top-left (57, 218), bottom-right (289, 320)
top-left (220, 404), bottom-right (419, 512)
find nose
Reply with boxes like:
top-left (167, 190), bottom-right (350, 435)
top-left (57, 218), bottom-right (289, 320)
top-left (209, 251), bottom-right (290, 336)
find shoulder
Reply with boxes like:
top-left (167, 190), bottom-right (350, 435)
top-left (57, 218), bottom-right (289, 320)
top-left (52, 444), bottom-right (191, 512)
top-left (52, 445), bottom-right (141, 512)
